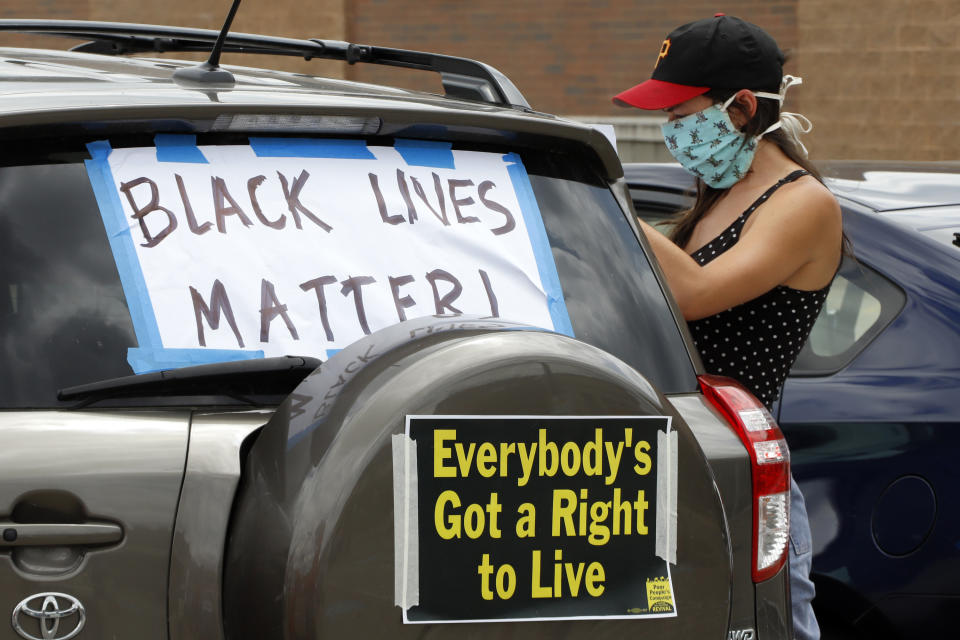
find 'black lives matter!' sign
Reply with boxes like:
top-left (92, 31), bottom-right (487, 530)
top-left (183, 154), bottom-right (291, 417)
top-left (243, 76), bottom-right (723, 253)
top-left (393, 416), bottom-right (677, 624)
top-left (87, 140), bottom-right (570, 374)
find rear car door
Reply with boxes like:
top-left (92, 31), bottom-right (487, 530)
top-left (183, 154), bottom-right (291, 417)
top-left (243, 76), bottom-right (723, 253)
top-left (0, 412), bottom-right (187, 640)
top-left (0, 154), bottom-right (188, 640)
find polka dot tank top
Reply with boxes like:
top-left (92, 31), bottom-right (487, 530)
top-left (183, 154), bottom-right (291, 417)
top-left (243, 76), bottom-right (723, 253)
top-left (687, 170), bottom-right (831, 409)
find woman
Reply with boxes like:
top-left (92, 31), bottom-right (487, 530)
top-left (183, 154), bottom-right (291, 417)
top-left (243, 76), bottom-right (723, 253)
top-left (613, 15), bottom-right (842, 640)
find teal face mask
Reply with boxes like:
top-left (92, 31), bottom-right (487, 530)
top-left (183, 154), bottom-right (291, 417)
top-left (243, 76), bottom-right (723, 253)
top-left (660, 77), bottom-right (812, 189)
top-left (660, 94), bottom-right (757, 189)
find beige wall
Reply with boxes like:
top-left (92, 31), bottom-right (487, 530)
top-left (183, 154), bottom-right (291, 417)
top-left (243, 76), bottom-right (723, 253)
top-left (795, 0), bottom-right (960, 160)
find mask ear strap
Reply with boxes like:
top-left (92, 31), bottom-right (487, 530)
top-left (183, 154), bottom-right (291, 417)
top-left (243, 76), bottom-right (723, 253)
top-left (755, 75), bottom-right (803, 103)
top-left (755, 75), bottom-right (812, 155)
top-left (725, 75), bottom-right (803, 113)
top-left (720, 93), bottom-right (739, 111)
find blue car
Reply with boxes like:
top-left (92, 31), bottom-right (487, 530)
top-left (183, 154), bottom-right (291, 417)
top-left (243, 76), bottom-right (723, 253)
top-left (624, 161), bottom-right (960, 640)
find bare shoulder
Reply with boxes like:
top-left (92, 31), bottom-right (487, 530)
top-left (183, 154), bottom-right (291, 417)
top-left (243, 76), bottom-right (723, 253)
top-left (752, 175), bottom-right (841, 236)
top-left (741, 173), bottom-right (843, 280)
top-left (795, 175), bottom-right (840, 216)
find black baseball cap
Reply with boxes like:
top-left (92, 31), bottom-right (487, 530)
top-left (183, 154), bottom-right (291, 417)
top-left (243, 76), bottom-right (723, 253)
top-left (614, 14), bottom-right (785, 110)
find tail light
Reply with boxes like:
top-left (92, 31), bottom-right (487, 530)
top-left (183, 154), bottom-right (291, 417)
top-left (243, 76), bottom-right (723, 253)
top-left (698, 374), bottom-right (790, 582)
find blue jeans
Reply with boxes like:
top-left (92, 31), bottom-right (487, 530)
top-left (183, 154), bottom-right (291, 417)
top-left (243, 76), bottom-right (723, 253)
top-left (790, 476), bottom-right (819, 640)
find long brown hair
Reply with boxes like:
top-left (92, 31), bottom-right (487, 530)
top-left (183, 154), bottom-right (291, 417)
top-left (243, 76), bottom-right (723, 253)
top-left (668, 88), bottom-right (824, 249)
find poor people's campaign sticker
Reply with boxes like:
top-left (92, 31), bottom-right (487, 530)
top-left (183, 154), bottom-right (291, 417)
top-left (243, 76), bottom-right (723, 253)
top-left (392, 416), bottom-right (678, 624)
top-left (84, 136), bottom-right (572, 373)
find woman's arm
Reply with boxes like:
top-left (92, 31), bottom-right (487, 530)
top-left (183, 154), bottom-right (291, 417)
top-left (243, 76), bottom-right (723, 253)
top-left (639, 180), bottom-right (841, 321)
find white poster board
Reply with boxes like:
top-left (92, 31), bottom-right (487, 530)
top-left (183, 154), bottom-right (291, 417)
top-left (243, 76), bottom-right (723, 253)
top-left (85, 136), bottom-right (572, 373)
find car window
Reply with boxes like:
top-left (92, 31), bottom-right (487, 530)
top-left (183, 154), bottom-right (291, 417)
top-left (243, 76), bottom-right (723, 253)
top-left (790, 256), bottom-right (905, 376)
top-left (1, 156), bottom-right (139, 408)
top-left (0, 138), bottom-right (695, 408)
top-left (524, 155), bottom-right (695, 395)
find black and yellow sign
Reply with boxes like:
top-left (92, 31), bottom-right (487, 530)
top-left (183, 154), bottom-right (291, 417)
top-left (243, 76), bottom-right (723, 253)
top-left (398, 415), bottom-right (676, 623)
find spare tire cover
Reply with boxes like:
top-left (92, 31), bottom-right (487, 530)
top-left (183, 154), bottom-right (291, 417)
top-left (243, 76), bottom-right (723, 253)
top-left (223, 316), bottom-right (731, 639)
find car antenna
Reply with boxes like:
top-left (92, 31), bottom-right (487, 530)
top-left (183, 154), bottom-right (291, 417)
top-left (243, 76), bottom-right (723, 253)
top-left (172, 0), bottom-right (241, 87)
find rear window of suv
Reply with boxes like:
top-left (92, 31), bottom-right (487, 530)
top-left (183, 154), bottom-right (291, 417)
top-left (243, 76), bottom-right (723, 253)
top-left (0, 137), bottom-right (695, 408)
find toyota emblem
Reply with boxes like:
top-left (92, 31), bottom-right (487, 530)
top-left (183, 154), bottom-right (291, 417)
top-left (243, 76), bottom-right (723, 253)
top-left (11, 593), bottom-right (85, 640)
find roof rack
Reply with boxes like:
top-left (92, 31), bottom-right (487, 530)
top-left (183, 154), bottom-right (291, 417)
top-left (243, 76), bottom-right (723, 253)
top-left (0, 19), bottom-right (531, 109)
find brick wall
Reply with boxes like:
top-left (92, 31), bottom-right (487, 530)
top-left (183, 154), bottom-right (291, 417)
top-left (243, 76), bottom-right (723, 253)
top-left (347, 1), bottom-right (800, 117)
top-left (0, 0), bottom-right (347, 77)
top-left (3, 0), bottom-right (958, 160)
top-left (346, 1), bottom-right (805, 161)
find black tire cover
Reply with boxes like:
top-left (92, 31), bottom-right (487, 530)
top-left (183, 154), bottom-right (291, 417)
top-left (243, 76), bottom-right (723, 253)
top-left (223, 316), bottom-right (732, 639)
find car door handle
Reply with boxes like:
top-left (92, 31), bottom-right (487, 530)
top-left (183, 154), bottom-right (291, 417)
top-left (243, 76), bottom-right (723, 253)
top-left (0, 522), bottom-right (123, 547)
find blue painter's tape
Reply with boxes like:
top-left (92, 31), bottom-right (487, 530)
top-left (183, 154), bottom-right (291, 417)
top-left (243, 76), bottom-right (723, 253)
top-left (85, 141), bottom-right (165, 371)
top-left (249, 137), bottom-right (375, 159)
top-left (128, 348), bottom-right (265, 374)
top-left (503, 152), bottom-right (574, 337)
top-left (325, 349), bottom-right (341, 359)
top-left (394, 139), bottom-right (456, 169)
top-left (154, 133), bottom-right (209, 164)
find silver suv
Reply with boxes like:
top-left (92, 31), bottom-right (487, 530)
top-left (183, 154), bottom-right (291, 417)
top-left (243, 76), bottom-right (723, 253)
top-left (0, 16), bottom-right (790, 640)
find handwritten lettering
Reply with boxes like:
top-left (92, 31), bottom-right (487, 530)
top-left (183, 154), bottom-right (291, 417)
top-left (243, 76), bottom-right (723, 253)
top-left (189, 278), bottom-right (244, 348)
top-left (186, 268), bottom-right (502, 348)
top-left (120, 177), bottom-right (178, 248)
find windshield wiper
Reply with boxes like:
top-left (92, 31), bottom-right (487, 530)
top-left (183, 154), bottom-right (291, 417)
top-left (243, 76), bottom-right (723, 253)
top-left (57, 355), bottom-right (321, 406)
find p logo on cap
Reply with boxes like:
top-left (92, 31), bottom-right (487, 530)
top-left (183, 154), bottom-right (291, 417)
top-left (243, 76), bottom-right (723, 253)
top-left (655, 39), bottom-right (671, 70)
